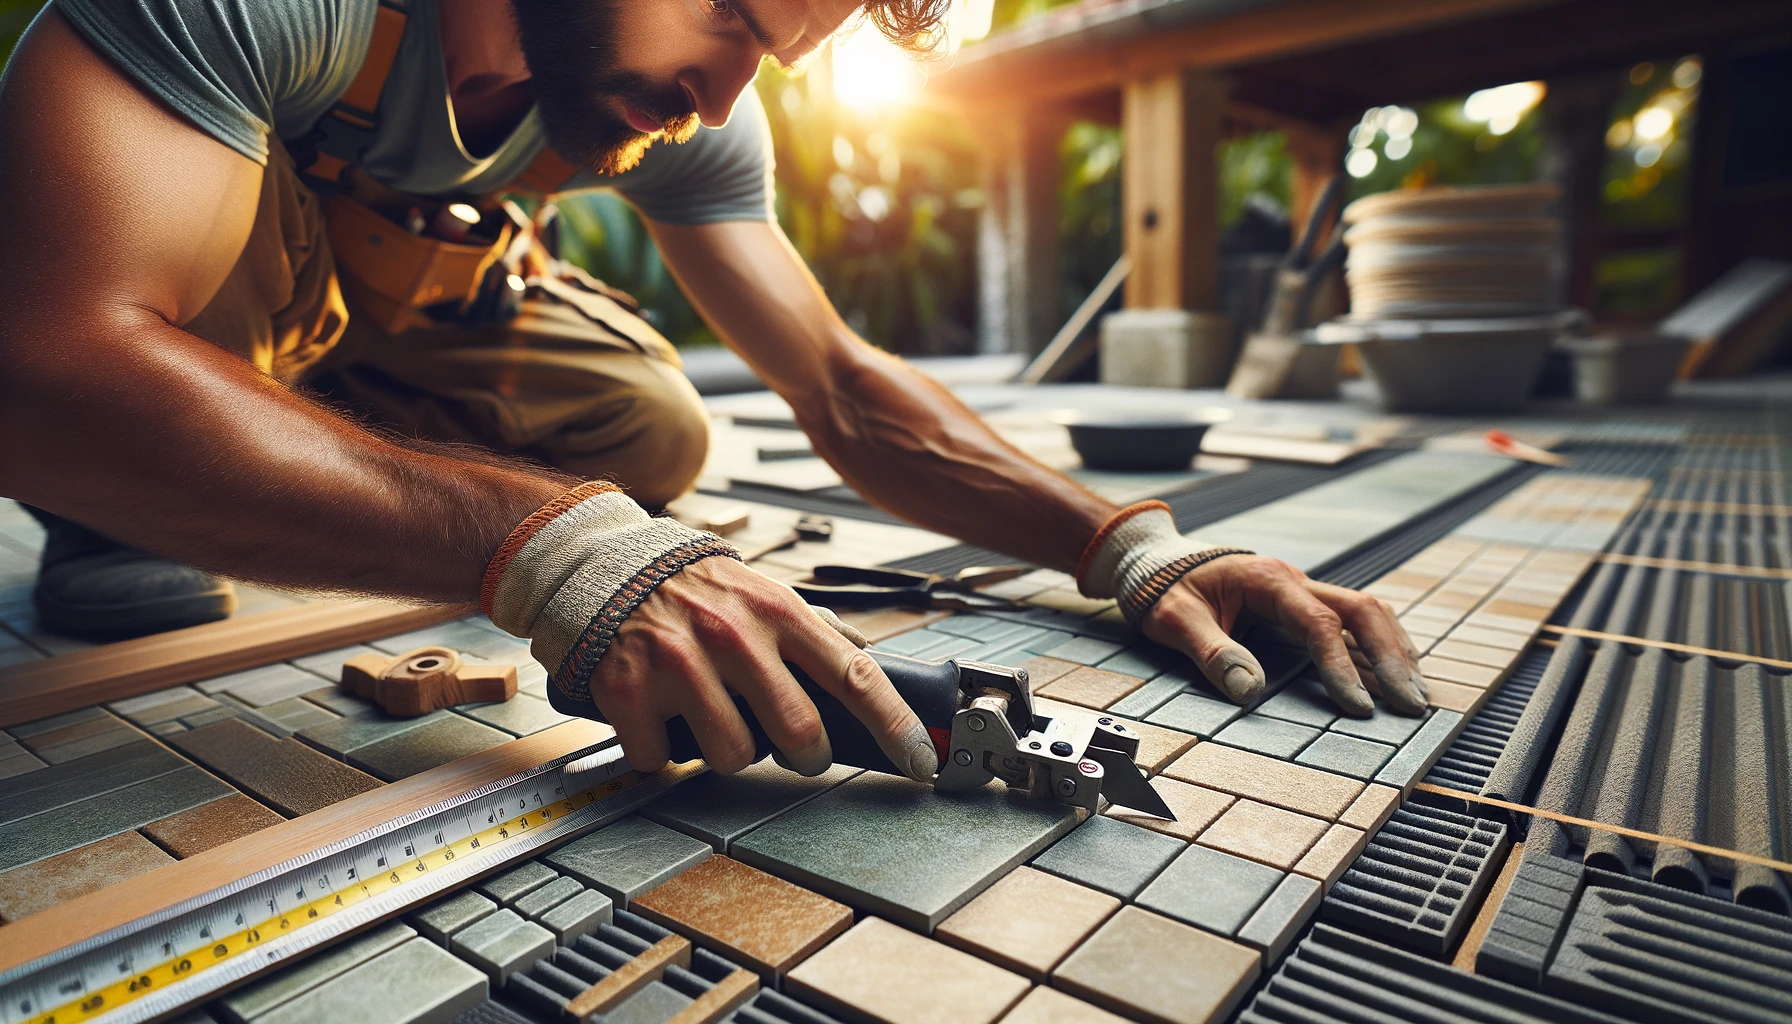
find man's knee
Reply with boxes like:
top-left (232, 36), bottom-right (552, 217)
top-left (548, 363), bottom-right (710, 509)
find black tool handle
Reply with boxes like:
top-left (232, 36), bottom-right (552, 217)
top-left (658, 650), bottom-right (961, 775)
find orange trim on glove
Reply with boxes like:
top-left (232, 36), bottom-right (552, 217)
top-left (1074, 500), bottom-right (1172, 590)
top-left (480, 481), bottom-right (621, 617)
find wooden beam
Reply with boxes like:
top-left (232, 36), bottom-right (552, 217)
top-left (1540, 72), bottom-right (1624, 310)
top-left (932, 0), bottom-right (1566, 108)
top-left (0, 599), bottom-right (472, 728)
top-left (978, 107), bottom-right (1073, 353)
top-left (0, 720), bottom-right (615, 975)
top-left (1123, 69), bottom-right (1228, 310)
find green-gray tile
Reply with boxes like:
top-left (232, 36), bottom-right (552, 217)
top-left (254, 936), bottom-right (485, 1024)
top-left (731, 773), bottom-right (1080, 932)
top-left (1329, 706), bottom-right (1431, 746)
top-left (512, 875), bottom-right (584, 920)
top-left (1136, 844), bottom-right (1282, 937)
top-left (1029, 814), bottom-right (1182, 900)
top-left (1212, 716), bottom-right (1321, 760)
top-left (297, 710), bottom-right (449, 759)
top-left (542, 816), bottom-right (711, 907)
top-left (347, 716), bottom-right (511, 782)
top-left (475, 861), bottom-right (559, 906)
top-left (448, 908), bottom-right (555, 988)
top-left (639, 758), bottom-right (859, 851)
top-left (1144, 692), bottom-right (1244, 739)
top-left (410, 890), bottom-right (498, 947)
top-left (537, 888), bottom-right (612, 943)
top-left (456, 696), bottom-right (570, 737)
top-left (217, 922), bottom-right (416, 1022)
top-left (1294, 733), bottom-right (1396, 780)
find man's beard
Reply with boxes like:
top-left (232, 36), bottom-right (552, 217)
top-left (509, 0), bottom-right (700, 175)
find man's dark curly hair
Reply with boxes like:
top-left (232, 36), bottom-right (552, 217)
top-left (865, 0), bottom-right (954, 53)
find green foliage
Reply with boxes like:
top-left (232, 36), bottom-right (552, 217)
top-left (1344, 97), bottom-right (1544, 201)
top-left (1, 0), bottom-right (47, 67)
top-left (1058, 122), bottom-right (1122, 313)
top-left (1219, 131), bottom-right (1291, 227)
top-left (553, 192), bottom-right (720, 348)
top-left (1600, 57), bottom-right (1699, 231)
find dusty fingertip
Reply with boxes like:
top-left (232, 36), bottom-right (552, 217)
top-left (901, 721), bottom-right (938, 783)
top-left (1331, 676), bottom-right (1376, 717)
top-left (1222, 665), bottom-right (1263, 704)
top-left (783, 736), bottom-right (835, 777)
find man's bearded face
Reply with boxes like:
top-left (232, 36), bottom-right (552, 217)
top-left (509, 0), bottom-right (701, 175)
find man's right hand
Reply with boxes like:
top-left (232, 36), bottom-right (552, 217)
top-left (589, 557), bottom-right (938, 780)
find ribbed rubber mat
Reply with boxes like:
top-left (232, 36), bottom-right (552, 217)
top-left (729, 990), bottom-right (850, 1024)
top-left (1421, 646), bottom-right (1552, 794)
top-left (1321, 803), bottom-right (1511, 957)
top-left (1317, 464), bottom-right (1543, 590)
top-left (1237, 923), bottom-right (1624, 1024)
top-left (502, 911), bottom-right (746, 1023)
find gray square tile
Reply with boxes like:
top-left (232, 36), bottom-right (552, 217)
top-left (476, 861), bottom-right (559, 906)
top-left (1018, 629), bottom-right (1075, 655)
top-left (1212, 716), bottom-right (1321, 760)
top-left (538, 888), bottom-right (613, 943)
top-left (1295, 733), bottom-right (1396, 780)
top-left (457, 696), bottom-right (571, 737)
top-left (1, 765), bottom-right (236, 871)
top-left (1096, 643), bottom-right (1182, 681)
top-left (449, 908), bottom-right (555, 988)
top-left (298, 710), bottom-right (446, 758)
top-left (218, 922), bottom-right (417, 1022)
top-left (255, 937), bottom-right (486, 1024)
top-left (606, 981), bottom-right (693, 1024)
top-left (301, 686), bottom-right (382, 719)
top-left (1136, 844), bottom-right (1283, 937)
top-left (369, 617), bottom-right (514, 657)
top-left (290, 644), bottom-right (385, 682)
top-left (346, 715), bottom-right (511, 781)
top-left (640, 757), bottom-right (859, 851)
top-left (257, 697), bottom-right (340, 731)
top-left (513, 875), bottom-right (585, 920)
top-left (1042, 636), bottom-right (1125, 666)
top-left (1144, 692), bottom-right (1244, 739)
top-left (198, 664), bottom-right (334, 708)
top-left (731, 773), bottom-right (1080, 932)
top-left (1330, 707), bottom-right (1431, 746)
top-left (1105, 674), bottom-right (1191, 719)
top-left (1253, 677), bottom-right (1340, 729)
top-left (1029, 814), bottom-right (1182, 900)
top-left (1375, 710), bottom-right (1464, 791)
top-left (410, 890), bottom-right (498, 947)
top-left (1236, 872), bottom-right (1322, 964)
top-left (543, 815), bottom-right (712, 907)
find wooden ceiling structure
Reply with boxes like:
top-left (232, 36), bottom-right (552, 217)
top-left (928, 0), bottom-right (1792, 352)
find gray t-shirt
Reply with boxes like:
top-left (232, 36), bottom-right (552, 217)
top-left (54, 0), bottom-right (774, 224)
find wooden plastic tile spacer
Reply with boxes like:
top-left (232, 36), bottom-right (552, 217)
top-left (340, 645), bottom-right (517, 716)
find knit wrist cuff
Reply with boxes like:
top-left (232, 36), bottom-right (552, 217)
top-left (483, 482), bottom-right (738, 703)
top-left (1076, 502), bottom-right (1252, 625)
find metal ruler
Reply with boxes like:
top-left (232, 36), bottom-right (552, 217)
top-left (0, 741), bottom-right (701, 1024)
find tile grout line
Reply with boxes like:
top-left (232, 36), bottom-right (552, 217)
top-left (1539, 624), bottom-right (1792, 671)
top-left (1411, 782), bottom-right (1792, 875)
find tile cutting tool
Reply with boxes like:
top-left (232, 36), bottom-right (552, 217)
top-left (659, 650), bottom-right (1177, 820)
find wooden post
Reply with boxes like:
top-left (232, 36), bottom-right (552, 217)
top-left (1122, 69), bottom-right (1229, 310)
top-left (1284, 120), bottom-right (1348, 251)
top-left (1540, 73), bottom-right (1623, 311)
top-left (978, 106), bottom-right (1069, 353)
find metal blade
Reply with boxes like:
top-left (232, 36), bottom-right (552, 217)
top-left (1083, 747), bottom-right (1176, 820)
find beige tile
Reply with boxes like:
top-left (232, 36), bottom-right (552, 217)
top-left (1037, 667), bottom-right (1146, 711)
top-left (1426, 679), bottom-right (1485, 713)
top-left (1293, 824), bottom-right (1368, 889)
top-left (788, 917), bottom-right (1030, 1024)
top-left (1337, 785), bottom-right (1400, 834)
top-left (1445, 624), bottom-right (1531, 651)
top-left (1028, 589), bottom-right (1117, 618)
top-left (631, 855), bottom-right (851, 981)
top-left (1124, 720), bottom-right (1199, 776)
top-left (0, 832), bottom-right (174, 922)
top-left (1163, 743), bottom-right (1363, 821)
top-left (1483, 597), bottom-right (1552, 621)
top-left (1020, 657), bottom-right (1082, 690)
top-left (937, 867), bottom-right (1119, 980)
top-left (1418, 656), bottom-right (1503, 688)
top-left (1052, 907), bottom-right (1259, 1024)
top-left (998, 986), bottom-right (1131, 1024)
top-left (1461, 611), bottom-right (1541, 635)
top-left (1103, 777), bottom-right (1233, 842)
top-left (1195, 800), bottom-right (1328, 871)
top-left (1428, 639), bottom-right (1517, 669)
top-left (839, 607), bottom-right (954, 644)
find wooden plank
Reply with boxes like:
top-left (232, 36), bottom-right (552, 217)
top-left (1539, 625), bottom-right (1792, 671)
top-left (664, 969), bottom-right (759, 1024)
top-left (563, 934), bottom-right (693, 1018)
top-left (0, 720), bottom-right (615, 976)
top-left (1451, 840), bottom-right (1521, 971)
top-left (0, 599), bottom-right (473, 728)
top-left (1122, 69), bottom-right (1227, 310)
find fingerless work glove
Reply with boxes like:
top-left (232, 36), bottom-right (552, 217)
top-left (1075, 501), bottom-right (1252, 625)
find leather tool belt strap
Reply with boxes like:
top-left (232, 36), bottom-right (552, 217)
top-left (291, 0), bottom-right (616, 336)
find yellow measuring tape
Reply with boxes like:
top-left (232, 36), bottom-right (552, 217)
top-left (27, 772), bottom-right (644, 1024)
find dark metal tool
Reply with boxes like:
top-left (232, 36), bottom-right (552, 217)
top-left (657, 650), bottom-right (1177, 819)
top-left (792, 564), bottom-right (1029, 611)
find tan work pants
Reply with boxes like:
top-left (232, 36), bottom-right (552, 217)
top-left (179, 141), bottom-right (710, 509)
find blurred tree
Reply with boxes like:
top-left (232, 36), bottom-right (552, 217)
top-left (2, 0), bottom-right (46, 65)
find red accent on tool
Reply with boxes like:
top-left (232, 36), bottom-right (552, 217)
top-left (927, 725), bottom-right (953, 764)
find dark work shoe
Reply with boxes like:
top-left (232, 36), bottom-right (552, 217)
top-left (24, 506), bottom-right (235, 641)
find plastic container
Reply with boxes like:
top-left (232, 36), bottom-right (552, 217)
top-left (1051, 410), bottom-right (1228, 471)
top-left (1311, 313), bottom-right (1579, 413)
top-left (1560, 332), bottom-right (1689, 405)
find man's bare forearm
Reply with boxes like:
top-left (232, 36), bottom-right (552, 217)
top-left (800, 342), bottom-right (1114, 572)
top-left (0, 312), bottom-right (569, 603)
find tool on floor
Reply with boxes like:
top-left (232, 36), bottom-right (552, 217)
top-left (339, 646), bottom-right (517, 716)
top-left (1484, 429), bottom-right (1571, 466)
top-left (0, 735), bottom-right (691, 1024)
top-left (792, 564), bottom-right (1028, 612)
top-left (658, 650), bottom-right (1177, 820)
top-left (737, 516), bottom-right (834, 563)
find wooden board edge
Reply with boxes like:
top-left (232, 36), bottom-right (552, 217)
top-left (0, 720), bottom-right (611, 976)
top-left (0, 599), bottom-right (474, 728)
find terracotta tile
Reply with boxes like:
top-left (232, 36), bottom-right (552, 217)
top-left (998, 986), bottom-right (1131, 1024)
top-left (937, 866), bottom-right (1119, 980)
top-left (1162, 743), bottom-right (1363, 821)
top-left (1103, 777), bottom-right (1232, 842)
top-left (1036, 667), bottom-right (1146, 710)
top-left (168, 718), bottom-right (383, 817)
top-left (1417, 656), bottom-right (1502, 688)
top-left (1291, 824), bottom-right (1367, 889)
top-left (1426, 679), bottom-right (1485, 713)
top-left (1429, 639), bottom-right (1518, 669)
top-left (631, 855), bottom-right (851, 981)
top-left (788, 917), bottom-right (1030, 1024)
top-left (1019, 657), bottom-right (1083, 690)
top-left (1051, 907), bottom-right (1259, 1024)
top-left (0, 831), bottom-right (174, 922)
top-left (1195, 800), bottom-right (1328, 871)
top-left (142, 794), bottom-right (285, 857)
top-left (1337, 784), bottom-right (1400, 834)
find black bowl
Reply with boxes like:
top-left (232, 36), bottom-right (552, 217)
top-left (1053, 411), bottom-right (1225, 472)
